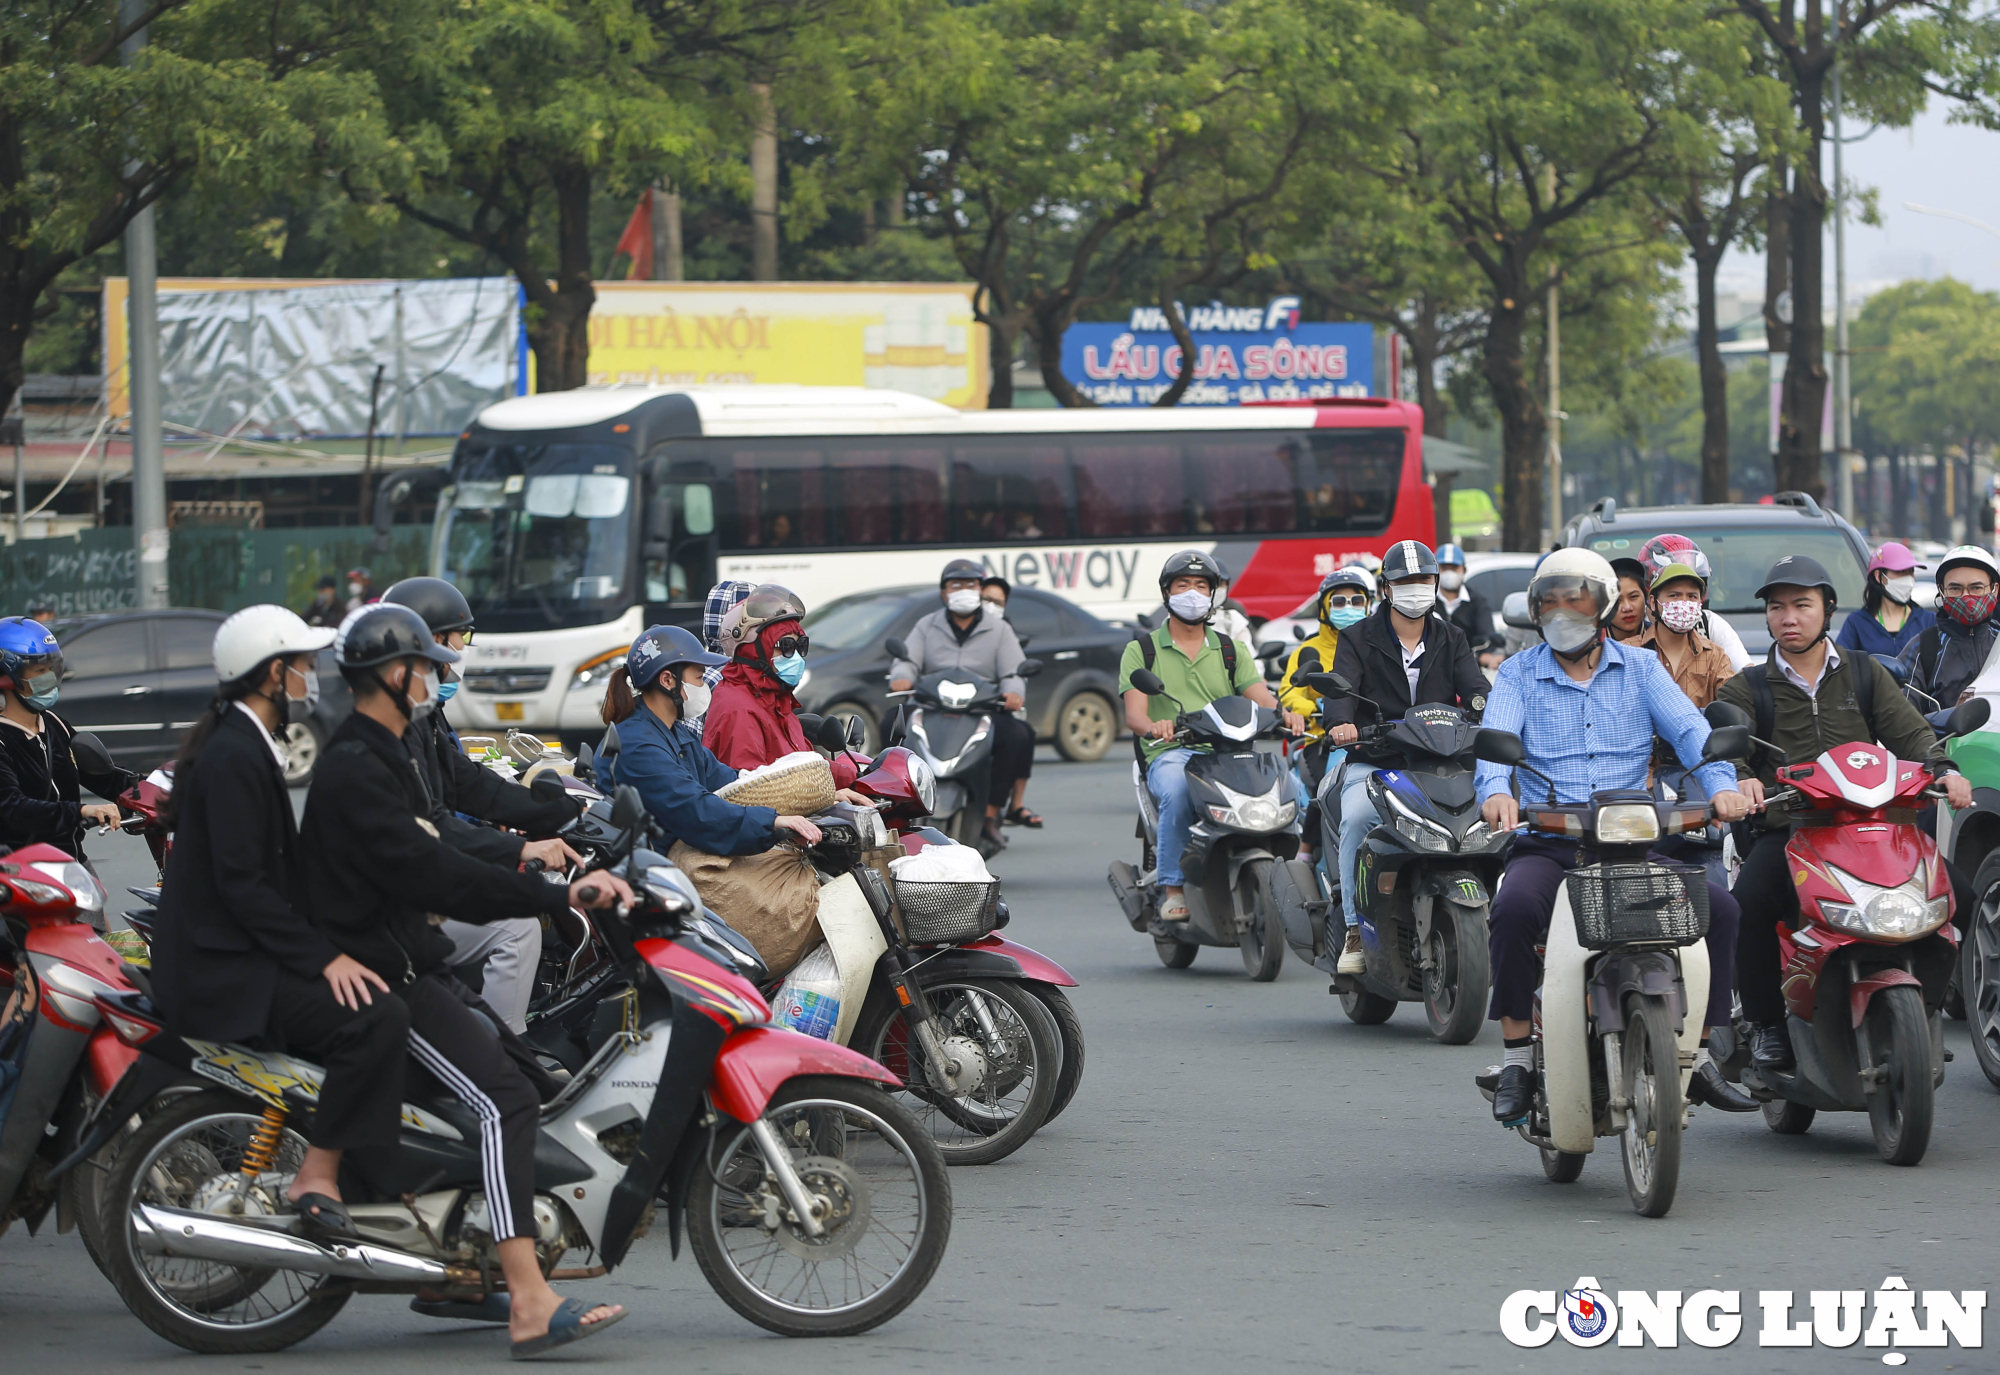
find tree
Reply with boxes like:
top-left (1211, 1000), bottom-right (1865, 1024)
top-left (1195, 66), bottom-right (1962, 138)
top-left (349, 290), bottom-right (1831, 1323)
top-left (0, 0), bottom-right (398, 419)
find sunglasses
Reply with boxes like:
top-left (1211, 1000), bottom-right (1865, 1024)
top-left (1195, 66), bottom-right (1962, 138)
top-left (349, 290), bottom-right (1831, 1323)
top-left (773, 634), bottom-right (810, 658)
top-left (1324, 595), bottom-right (1370, 609)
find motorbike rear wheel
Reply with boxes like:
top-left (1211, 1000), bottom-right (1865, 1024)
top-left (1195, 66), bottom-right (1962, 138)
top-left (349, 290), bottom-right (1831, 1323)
top-left (1762, 1098), bottom-right (1816, 1134)
top-left (1339, 985), bottom-right (1397, 1025)
top-left (1618, 995), bottom-right (1684, 1218)
top-left (1422, 901), bottom-right (1491, 1045)
top-left (1961, 850), bottom-right (2000, 1089)
top-left (687, 1076), bottom-right (951, 1337)
top-left (1236, 858), bottom-right (1285, 982)
top-left (1864, 984), bottom-right (1935, 1166)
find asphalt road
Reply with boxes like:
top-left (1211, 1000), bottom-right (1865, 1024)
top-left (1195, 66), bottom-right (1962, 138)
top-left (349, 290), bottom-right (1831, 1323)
top-left (6, 753), bottom-right (1999, 1371)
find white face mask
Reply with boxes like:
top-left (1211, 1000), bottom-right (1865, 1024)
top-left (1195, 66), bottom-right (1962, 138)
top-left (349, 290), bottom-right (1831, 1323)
top-left (407, 665), bottom-right (439, 721)
top-left (1440, 571), bottom-right (1464, 592)
top-left (1389, 581), bottom-right (1436, 617)
top-left (1168, 589), bottom-right (1213, 623)
top-left (1540, 609), bottom-right (1600, 656)
top-left (1883, 574), bottom-right (1916, 606)
top-left (945, 588), bottom-right (982, 615)
top-left (1657, 599), bottom-right (1704, 634)
top-left (679, 681), bottom-right (712, 720)
top-left (285, 663), bottom-right (319, 725)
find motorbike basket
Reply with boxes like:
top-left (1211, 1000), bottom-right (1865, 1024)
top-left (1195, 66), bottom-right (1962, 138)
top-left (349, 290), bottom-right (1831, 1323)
top-left (893, 878), bottom-right (1003, 946)
top-left (1564, 862), bottom-right (1709, 950)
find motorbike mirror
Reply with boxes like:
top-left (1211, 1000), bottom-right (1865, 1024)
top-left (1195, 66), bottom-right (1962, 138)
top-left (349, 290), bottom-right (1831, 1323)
top-left (844, 714), bottom-right (866, 751)
top-left (1256, 640), bottom-right (1288, 662)
top-left (1948, 696), bottom-right (1992, 737)
top-left (795, 712), bottom-right (825, 740)
top-left (598, 723), bottom-right (621, 763)
top-left (573, 740), bottom-right (595, 782)
top-left (884, 636), bottom-right (910, 662)
top-left (1701, 723), bottom-right (1751, 762)
top-left (1704, 701), bottom-right (1752, 730)
top-left (529, 771), bottom-right (568, 805)
top-left (70, 731), bottom-right (115, 778)
top-left (1130, 668), bottom-right (1167, 697)
top-left (609, 784), bottom-right (645, 833)
top-left (1299, 672), bottom-right (1346, 698)
top-left (1874, 652), bottom-right (1912, 686)
top-left (1291, 623), bottom-right (1309, 641)
top-left (815, 715), bottom-right (851, 753)
top-left (1293, 645), bottom-right (1323, 672)
top-left (1501, 591), bottom-right (1536, 631)
top-left (1016, 658), bottom-right (1043, 679)
top-left (1473, 728), bottom-right (1525, 766)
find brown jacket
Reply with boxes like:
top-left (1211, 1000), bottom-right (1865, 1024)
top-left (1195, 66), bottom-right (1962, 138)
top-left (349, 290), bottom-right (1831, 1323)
top-left (1638, 623), bottom-right (1735, 709)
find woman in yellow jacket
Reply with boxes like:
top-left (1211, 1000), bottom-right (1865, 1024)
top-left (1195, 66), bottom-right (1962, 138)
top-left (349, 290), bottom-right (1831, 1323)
top-left (1280, 568), bottom-right (1375, 730)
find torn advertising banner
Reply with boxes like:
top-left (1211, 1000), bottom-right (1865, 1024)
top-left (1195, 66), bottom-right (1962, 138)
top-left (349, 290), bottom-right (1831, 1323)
top-left (1061, 297), bottom-right (1373, 407)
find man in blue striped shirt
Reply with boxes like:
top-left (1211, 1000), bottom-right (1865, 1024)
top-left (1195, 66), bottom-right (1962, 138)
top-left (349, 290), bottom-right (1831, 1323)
top-left (1475, 549), bottom-right (1751, 1125)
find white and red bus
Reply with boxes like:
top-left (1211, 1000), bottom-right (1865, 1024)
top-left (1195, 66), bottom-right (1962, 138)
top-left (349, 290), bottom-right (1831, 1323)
top-left (423, 385), bottom-right (1433, 735)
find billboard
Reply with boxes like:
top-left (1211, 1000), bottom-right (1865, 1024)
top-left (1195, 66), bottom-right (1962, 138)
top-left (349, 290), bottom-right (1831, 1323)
top-left (1060, 297), bottom-right (1373, 406)
top-left (583, 282), bottom-right (987, 408)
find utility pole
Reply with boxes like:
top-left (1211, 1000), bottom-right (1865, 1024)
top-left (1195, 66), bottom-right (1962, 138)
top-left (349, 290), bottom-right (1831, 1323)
top-left (749, 84), bottom-right (779, 282)
top-left (122, 0), bottom-right (168, 608)
top-left (1543, 167), bottom-right (1562, 547)
top-left (1832, 4), bottom-right (1856, 525)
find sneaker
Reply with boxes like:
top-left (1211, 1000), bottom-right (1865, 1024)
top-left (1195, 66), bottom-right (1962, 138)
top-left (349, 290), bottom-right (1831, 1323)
top-left (1336, 927), bottom-right (1365, 975)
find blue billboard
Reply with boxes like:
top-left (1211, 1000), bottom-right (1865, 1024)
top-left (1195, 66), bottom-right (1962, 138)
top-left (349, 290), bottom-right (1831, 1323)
top-left (1060, 297), bottom-right (1374, 406)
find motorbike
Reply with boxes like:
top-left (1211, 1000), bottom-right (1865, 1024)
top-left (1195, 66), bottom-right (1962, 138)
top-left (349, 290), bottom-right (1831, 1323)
top-left (66, 782), bottom-right (951, 1354)
top-left (1473, 720), bottom-right (1748, 1217)
top-left (1106, 668), bottom-right (1300, 979)
top-left (1276, 668), bottom-right (1504, 1044)
top-left (882, 637), bottom-right (1043, 859)
top-left (1709, 698), bottom-right (1988, 1165)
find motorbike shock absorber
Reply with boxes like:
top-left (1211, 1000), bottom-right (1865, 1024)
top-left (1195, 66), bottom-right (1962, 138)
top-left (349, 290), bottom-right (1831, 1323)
top-left (240, 1104), bottom-right (289, 1179)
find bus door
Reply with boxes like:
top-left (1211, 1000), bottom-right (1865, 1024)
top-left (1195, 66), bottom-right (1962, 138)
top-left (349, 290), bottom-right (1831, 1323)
top-left (640, 453), bottom-right (718, 622)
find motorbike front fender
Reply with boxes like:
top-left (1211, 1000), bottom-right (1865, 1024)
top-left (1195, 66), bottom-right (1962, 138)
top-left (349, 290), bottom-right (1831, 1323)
top-left (1587, 950), bottom-right (1688, 1034)
top-left (708, 1026), bottom-right (901, 1124)
top-left (918, 935), bottom-right (1079, 988)
top-left (1848, 968), bottom-right (1925, 1029)
top-left (1411, 867), bottom-right (1492, 907)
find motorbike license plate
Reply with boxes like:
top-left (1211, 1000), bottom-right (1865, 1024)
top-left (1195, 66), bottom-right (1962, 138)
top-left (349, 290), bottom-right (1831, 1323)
top-left (494, 702), bottom-right (524, 721)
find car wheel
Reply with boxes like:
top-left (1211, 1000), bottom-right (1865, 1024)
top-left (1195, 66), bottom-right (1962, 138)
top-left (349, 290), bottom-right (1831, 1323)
top-left (1055, 691), bottom-right (1117, 763)
top-left (281, 720), bottom-right (325, 786)
top-left (822, 701), bottom-right (881, 756)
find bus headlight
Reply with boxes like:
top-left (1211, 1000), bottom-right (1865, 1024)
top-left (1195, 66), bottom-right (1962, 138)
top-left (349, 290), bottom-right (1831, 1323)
top-left (569, 647), bottom-right (630, 693)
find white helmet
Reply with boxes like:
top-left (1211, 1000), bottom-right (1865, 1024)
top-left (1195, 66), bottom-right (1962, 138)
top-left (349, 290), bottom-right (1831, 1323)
top-left (1936, 545), bottom-right (2000, 587)
top-left (1528, 547), bottom-right (1620, 627)
top-left (213, 604), bottom-right (336, 684)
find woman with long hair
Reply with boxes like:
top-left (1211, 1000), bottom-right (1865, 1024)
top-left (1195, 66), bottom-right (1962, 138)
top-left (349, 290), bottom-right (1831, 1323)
top-left (1835, 541), bottom-right (1934, 656)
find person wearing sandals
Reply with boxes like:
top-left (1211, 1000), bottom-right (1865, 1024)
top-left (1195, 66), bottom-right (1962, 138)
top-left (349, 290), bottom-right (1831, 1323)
top-left (980, 575), bottom-right (1042, 829)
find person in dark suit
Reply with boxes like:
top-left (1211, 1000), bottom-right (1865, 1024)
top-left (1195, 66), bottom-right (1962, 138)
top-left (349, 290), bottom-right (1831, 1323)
top-left (148, 604), bottom-right (408, 1241)
top-left (1434, 543), bottom-right (1501, 664)
top-left (0, 616), bottom-right (133, 884)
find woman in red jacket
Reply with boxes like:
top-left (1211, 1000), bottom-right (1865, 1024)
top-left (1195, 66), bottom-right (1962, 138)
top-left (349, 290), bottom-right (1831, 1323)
top-left (701, 584), bottom-right (866, 791)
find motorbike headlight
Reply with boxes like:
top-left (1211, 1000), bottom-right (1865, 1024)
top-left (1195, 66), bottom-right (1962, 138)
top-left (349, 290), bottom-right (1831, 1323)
top-left (907, 754), bottom-right (937, 814)
top-left (1393, 815), bottom-right (1454, 853)
top-left (1208, 783), bottom-right (1289, 832)
top-left (32, 860), bottom-right (104, 913)
top-left (643, 864), bottom-right (699, 915)
top-left (1594, 803), bottom-right (1661, 845)
top-left (1823, 866), bottom-right (1950, 941)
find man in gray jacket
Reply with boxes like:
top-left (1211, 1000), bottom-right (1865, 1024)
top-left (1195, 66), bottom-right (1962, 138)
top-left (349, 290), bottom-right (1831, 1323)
top-left (891, 557), bottom-right (1030, 849)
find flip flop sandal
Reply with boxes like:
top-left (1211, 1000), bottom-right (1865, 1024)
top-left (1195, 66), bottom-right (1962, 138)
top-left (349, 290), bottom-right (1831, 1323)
top-left (1004, 807), bottom-right (1044, 828)
top-left (1158, 897), bottom-right (1191, 922)
top-left (412, 1293), bottom-right (511, 1323)
top-left (288, 1192), bottom-right (360, 1242)
top-left (511, 1297), bottom-right (626, 1359)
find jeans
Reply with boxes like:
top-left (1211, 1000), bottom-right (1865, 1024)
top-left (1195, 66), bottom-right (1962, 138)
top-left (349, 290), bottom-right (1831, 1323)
top-left (1147, 748), bottom-right (1198, 887)
top-left (1336, 767), bottom-right (1377, 929)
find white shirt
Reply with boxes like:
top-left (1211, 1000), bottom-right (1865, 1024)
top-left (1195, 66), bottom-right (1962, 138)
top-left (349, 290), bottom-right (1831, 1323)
top-left (234, 701), bottom-right (292, 771)
top-left (1401, 638), bottom-right (1424, 699)
top-left (1703, 612), bottom-right (1752, 670)
top-left (1778, 641), bottom-right (1841, 698)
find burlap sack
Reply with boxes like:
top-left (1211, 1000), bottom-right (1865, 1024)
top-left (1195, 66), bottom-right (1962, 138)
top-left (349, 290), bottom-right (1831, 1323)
top-left (669, 841), bottom-right (823, 977)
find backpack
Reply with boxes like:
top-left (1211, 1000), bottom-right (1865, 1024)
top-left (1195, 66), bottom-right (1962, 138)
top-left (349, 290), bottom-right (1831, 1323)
top-left (1740, 652), bottom-right (1875, 750)
top-left (1913, 624), bottom-right (1942, 697)
top-left (1130, 626), bottom-right (1241, 765)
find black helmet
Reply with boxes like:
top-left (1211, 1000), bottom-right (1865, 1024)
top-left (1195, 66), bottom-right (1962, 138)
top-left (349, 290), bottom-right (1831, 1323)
top-left (335, 604), bottom-right (460, 671)
top-left (627, 623), bottom-right (724, 693)
top-left (1609, 556), bottom-right (1648, 587)
top-left (1380, 540), bottom-right (1440, 581)
top-left (940, 557), bottom-right (984, 587)
top-left (382, 576), bottom-right (475, 636)
top-left (1158, 549), bottom-right (1227, 598)
top-left (1754, 554), bottom-right (1838, 609)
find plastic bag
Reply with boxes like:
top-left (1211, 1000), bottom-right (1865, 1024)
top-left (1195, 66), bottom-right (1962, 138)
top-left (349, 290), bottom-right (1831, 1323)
top-left (888, 843), bottom-right (995, 884)
top-left (771, 943), bottom-right (841, 1041)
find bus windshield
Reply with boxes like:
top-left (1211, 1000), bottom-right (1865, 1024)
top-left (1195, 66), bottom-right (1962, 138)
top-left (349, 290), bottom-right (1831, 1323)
top-left (434, 441), bottom-right (634, 631)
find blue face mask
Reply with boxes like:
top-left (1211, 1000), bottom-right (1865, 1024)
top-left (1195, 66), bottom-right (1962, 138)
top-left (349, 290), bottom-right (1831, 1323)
top-left (772, 654), bottom-right (807, 688)
top-left (1326, 606), bottom-right (1367, 629)
top-left (436, 680), bottom-right (459, 704)
top-left (19, 667), bottom-right (60, 714)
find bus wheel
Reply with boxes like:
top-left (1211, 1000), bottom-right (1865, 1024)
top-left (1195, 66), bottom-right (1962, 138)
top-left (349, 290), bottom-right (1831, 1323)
top-left (1056, 692), bottom-right (1117, 762)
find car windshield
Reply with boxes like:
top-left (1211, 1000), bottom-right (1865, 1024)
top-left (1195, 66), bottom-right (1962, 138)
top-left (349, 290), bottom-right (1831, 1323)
top-left (433, 441), bottom-right (634, 631)
top-left (1584, 525), bottom-right (1864, 613)
top-left (802, 592), bottom-right (915, 652)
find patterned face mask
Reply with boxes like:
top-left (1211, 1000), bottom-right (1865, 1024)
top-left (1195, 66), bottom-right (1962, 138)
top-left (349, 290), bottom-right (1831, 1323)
top-left (1656, 599), bottom-right (1703, 634)
top-left (1944, 590), bottom-right (1998, 627)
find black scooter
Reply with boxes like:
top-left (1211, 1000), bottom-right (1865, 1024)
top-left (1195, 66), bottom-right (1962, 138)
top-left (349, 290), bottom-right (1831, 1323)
top-left (882, 636), bottom-right (1041, 858)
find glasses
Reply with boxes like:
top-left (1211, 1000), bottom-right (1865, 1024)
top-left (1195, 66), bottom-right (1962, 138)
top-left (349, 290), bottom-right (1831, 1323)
top-left (436, 630), bottom-right (475, 648)
top-left (1324, 595), bottom-right (1369, 609)
top-left (773, 634), bottom-right (810, 659)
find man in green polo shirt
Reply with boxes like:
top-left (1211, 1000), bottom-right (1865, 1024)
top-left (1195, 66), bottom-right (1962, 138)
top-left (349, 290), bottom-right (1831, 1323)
top-left (1121, 550), bottom-right (1304, 922)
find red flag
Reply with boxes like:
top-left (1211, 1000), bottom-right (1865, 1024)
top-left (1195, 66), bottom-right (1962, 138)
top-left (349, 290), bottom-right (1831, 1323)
top-left (614, 191), bottom-right (653, 280)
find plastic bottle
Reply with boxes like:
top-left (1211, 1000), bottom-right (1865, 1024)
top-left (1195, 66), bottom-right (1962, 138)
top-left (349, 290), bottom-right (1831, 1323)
top-left (771, 944), bottom-right (842, 1040)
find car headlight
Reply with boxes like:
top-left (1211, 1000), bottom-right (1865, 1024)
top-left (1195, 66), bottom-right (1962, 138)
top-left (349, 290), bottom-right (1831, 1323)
top-left (907, 754), bottom-right (937, 814)
top-left (643, 864), bottom-right (699, 915)
top-left (1594, 803), bottom-right (1661, 845)
top-left (569, 646), bottom-right (630, 693)
top-left (1823, 866), bottom-right (1950, 940)
top-left (32, 860), bottom-right (104, 913)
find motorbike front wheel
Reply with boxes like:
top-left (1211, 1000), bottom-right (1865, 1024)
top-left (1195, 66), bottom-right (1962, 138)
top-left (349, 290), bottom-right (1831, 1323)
top-left (1540, 1147), bottom-right (1585, 1183)
top-left (1236, 858), bottom-right (1285, 982)
top-left (1422, 901), bottom-right (1491, 1045)
top-left (1960, 850), bottom-right (2000, 1089)
top-left (1863, 984), bottom-right (1935, 1166)
top-left (1618, 995), bottom-right (1684, 1218)
top-left (1030, 986), bottom-right (1085, 1122)
top-left (688, 1076), bottom-right (951, 1337)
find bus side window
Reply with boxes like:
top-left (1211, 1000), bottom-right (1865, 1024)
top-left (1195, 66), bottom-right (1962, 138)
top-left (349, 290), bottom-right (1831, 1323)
top-left (641, 477), bottom-right (715, 603)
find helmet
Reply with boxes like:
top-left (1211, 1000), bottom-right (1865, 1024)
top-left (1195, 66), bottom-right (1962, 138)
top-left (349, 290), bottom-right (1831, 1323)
top-left (626, 623), bottom-right (723, 692)
top-left (0, 617), bottom-right (63, 702)
top-left (1935, 545), bottom-right (2000, 587)
top-left (1434, 543), bottom-right (1468, 568)
top-left (1381, 540), bottom-right (1440, 582)
top-left (717, 584), bottom-right (808, 658)
top-left (1342, 552), bottom-right (1383, 576)
top-left (213, 605), bottom-right (334, 684)
top-left (1318, 569), bottom-right (1373, 621)
top-left (1868, 541), bottom-right (1922, 575)
top-left (1637, 534), bottom-right (1711, 586)
top-left (939, 558), bottom-right (984, 587)
top-left (1608, 556), bottom-right (1647, 587)
top-left (1528, 548), bottom-right (1620, 627)
top-left (345, 566), bottom-right (371, 584)
top-left (1648, 562), bottom-right (1707, 596)
top-left (1753, 554), bottom-right (1838, 607)
top-left (382, 576), bottom-right (475, 636)
top-left (1158, 549), bottom-right (1227, 598)
top-left (335, 604), bottom-right (459, 671)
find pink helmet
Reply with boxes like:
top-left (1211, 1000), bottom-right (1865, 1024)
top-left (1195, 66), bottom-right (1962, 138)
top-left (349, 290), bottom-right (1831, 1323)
top-left (1636, 534), bottom-right (1711, 585)
top-left (1868, 541), bottom-right (1922, 574)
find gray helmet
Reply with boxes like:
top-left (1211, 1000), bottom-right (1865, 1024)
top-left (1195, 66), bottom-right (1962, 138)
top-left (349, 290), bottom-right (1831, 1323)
top-left (1380, 540), bottom-right (1440, 582)
top-left (1158, 549), bottom-right (1228, 600)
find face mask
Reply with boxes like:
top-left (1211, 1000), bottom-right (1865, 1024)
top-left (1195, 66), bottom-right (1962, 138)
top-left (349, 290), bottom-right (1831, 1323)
top-left (19, 670), bottom-right (58, 714)
top-left (407, 666), bottom-right (439, 722)
top-left (1168, 589), bottom-right (1212, 623)
top-left (1326, 606), bottom-right (1367, 629)
top-left (347, 582), bottom-right (363, 598)
top-left (1540, 609), bottom-right (1601, 656)
top-left (286, 664), bottom-right (321, 724)
top-left (1440, 572), bottom-right (1464, 592)
top-left (435, 679), bottom-right (459, 705)
top-left (772, 653), bottom-right (807, 687)
top-left (945, 588), bottom-right (982, 615)
top-left (679, 682), bottom-right (712, 720)
top-left (1656, 599), bottom-right (1704, 634)
top-left (1883, 574), bottom-right (1916, 606)
top-left (1389, 582), bottom-right (1436, 617)
top-left (1944, 590), bottom-right (1998, 627)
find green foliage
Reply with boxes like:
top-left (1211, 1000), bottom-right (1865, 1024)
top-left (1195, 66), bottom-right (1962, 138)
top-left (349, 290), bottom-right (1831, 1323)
top-left (1852, 277), bottom-right (2000, 454)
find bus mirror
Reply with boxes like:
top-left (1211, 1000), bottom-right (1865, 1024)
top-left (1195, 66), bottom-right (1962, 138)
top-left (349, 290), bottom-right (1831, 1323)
top-left (684, 485), bottom-right (714, 535)
top-left (645, 492), bottom-right (674, 541)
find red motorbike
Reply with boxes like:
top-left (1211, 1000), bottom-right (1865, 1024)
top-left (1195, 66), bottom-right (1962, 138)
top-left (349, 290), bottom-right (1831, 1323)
top-left (1715, 700), bottom-right (1987, 1165)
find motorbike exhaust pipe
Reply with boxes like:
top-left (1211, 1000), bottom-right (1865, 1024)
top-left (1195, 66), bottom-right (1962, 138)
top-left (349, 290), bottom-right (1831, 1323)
top-left (131, 1203), bottom-right (451, 1283)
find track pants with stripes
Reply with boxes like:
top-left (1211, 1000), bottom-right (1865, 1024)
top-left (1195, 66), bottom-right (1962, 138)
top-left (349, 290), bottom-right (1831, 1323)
top-left (399, 972), bottom-right (540, 1242)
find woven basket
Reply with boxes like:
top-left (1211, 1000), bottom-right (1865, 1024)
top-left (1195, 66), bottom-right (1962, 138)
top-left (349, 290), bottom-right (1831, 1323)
top-left (718, 753), bottom-right (836, 815)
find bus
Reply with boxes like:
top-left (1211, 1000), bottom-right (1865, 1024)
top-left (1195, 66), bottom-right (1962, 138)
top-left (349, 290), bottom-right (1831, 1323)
top-left (421, 384), bottom-right (1433, 736)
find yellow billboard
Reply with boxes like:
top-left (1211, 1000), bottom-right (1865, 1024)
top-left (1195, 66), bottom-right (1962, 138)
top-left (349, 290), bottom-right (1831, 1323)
top-left (584, 282), bottom-right (987, 408)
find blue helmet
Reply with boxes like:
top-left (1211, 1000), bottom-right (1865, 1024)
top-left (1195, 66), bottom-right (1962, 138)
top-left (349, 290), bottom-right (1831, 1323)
top-left (1435, 543), bottom-right (1467, 568)
top-left (0, 617), bottom-right (64, 709)
top-left (626, 624), bottom-right (724, 692)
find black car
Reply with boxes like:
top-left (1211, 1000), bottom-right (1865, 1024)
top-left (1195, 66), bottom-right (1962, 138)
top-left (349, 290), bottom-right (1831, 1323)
top-left (50, 609), bottom-right (351, 783)
top-left (797, 585), bottom-right (1127, 761)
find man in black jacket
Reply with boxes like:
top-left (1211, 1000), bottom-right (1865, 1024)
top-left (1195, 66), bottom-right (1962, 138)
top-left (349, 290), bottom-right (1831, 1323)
top-left (1436, 543), bottom-right (1501, 665)
top-left (300, 604), bottom-right (632, 1350)
top-left (1321, 541), bottom-right (1488, 973)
